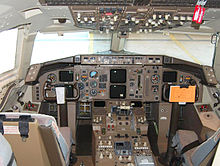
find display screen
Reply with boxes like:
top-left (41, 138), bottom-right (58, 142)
top-left (110, 85), bottom-right (126, 99)
top-left (163, 71), bottom-right (177, 82)
top-left (59, 71), bottom-right (74, 82)
top-left (65, 85), bottom-right (74, 98)
top-left (94, 101), bottom-right (106, 107)
top-left (110, 69), bottom-right (126, 83)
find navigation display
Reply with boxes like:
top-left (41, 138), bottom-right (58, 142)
top-left (163, 71), bottom-right (177, 82)
top-left (59, 71), bottom-right (74, 82)
top-left (110, 69), bottom-right (126, 83)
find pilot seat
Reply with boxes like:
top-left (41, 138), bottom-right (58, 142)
top-left (0, 132), bottom-right (17, 166)
top-left (172, 129), bottom-right (220, 166)
top-left (0, 113), bottom-right (73, 166)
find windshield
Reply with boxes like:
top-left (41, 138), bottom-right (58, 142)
top-left (31, 31), bottom-right (215, 66)
top-left (0, 28), bottom-right (17, 74)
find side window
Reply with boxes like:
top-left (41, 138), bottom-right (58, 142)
top-left (0, 29), bottom-right (17, 74)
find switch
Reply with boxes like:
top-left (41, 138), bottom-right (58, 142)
top-left (100, 153), bottom-right (103, 159)
top-left (128, 156), bottom-right (132, 161)
top-left (77, 13), bottom-right (80, 18)
top-left (101, 128), bottom-right (106, 135)
top-left (174, 16), bottom-right (179, 20)
top-left (109, 153), bottom-right (113, 159)
top-left (91, 17), bottom-right (95, 22)
top-left (165, 14), bottom-right (169, 20)
top-left (148, 19), bottom-right (152, 23)
top-left (112, 125), bottom-right (114, 130)
top-left (119, 156), bottom-right (122, 161)
top-left (131, 17), bottom-right (135, 22)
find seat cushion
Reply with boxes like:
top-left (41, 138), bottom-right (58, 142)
top-left (173, 130), bottom-right (198, 166)
top-left (0, 133), bottom-right (17, 166)
top-left (59, 127), bottom-right (72, 150)
top-left (59, 127), bottom-right (73, 165)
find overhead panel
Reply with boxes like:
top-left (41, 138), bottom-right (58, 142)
top-left (39, 0), bottom-right (220, 33)
top-left (151, 0), bottom-right (220, 8)
top-left (40, 0), bottom-right (220, 8)
top-left (69, 6), bottom-right (194, 33)
top-left (39, 0), bottom-right (150, 6)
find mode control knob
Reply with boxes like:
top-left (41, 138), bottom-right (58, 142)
top-left (90, 89), bottom-right (97, 96)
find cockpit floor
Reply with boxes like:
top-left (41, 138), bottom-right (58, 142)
top-left (76, 124), bottom-right (92, 155)
top-left (73, 156), bottom-right (94, 166)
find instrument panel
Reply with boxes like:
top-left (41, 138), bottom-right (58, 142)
top-left (24, 54), bottom-right (219, 166)
top-left (27, 55), bottom-right (212, 103)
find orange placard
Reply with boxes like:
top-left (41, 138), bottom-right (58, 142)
top-left (169, 86), bottom-right (196, 103)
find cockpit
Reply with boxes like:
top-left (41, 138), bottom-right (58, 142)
top-left (0, 0), bottom-right (220, 166)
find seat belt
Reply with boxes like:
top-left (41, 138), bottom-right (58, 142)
top-left (7, 153), bottom-right (15, 166)
top-left (170, 140), bottom-right (202, 166)
top-left (180, 140), bottom-right (201, 155)
top-left (18, 115), bottom-right (34, 141)
top-left (0, 115), bottom-right (6, 134)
